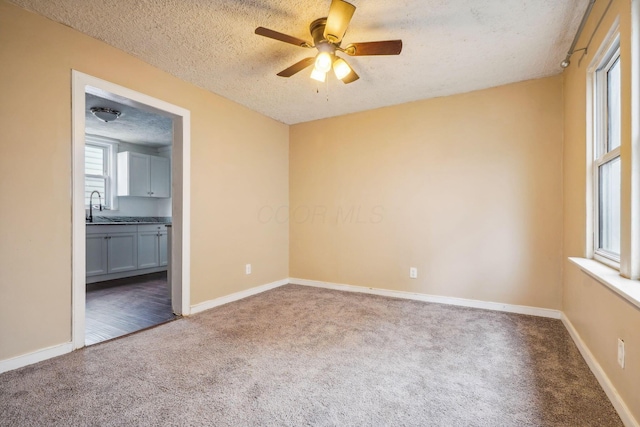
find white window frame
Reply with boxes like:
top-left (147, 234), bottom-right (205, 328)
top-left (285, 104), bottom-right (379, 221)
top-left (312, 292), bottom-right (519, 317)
top-left (571, 3), bottom-right (640, 312)
top-left (587, 22), bottom-right (621, 269)
top-left (85, 135), bottom-right (118, 211)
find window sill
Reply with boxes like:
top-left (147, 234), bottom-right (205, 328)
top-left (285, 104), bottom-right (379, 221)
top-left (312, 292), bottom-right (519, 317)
top-left (569, 257), bottom-right (640, 310)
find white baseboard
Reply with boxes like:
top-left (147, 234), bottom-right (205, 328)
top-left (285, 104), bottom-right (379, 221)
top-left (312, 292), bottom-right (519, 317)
top-left (0, 342), bottom-right (73, 374)
top-left (190, 278), bottom-right (289, 314)
top-left (561, 314), bottom-right (639, 427)
top-left (289, 278), bottom-right (561, 319)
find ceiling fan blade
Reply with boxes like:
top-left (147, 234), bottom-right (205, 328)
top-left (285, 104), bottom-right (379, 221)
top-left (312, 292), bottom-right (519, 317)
top-left (277, 57), bottom-right (316, 77)
top-left (341, 67), bottom-right (359, 84)
top-left (255, 27), bottom-right (311, 48)
top-left (344, 40), bottom-right (403, 56)
top-left (324, 0), bottom-right (356, 43)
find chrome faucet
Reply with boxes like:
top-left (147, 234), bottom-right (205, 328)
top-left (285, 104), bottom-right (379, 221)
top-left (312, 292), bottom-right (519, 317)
top-left (87, 190), bottom-right (102, 223)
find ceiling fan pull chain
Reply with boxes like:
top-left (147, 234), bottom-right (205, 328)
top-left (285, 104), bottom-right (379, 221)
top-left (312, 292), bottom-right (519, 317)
top-left (326, 78), bottom-right (330, 102)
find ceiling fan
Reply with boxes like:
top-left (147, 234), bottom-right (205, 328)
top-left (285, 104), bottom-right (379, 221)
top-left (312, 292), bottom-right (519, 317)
top-left (255, 0), bottom-right (403, 84)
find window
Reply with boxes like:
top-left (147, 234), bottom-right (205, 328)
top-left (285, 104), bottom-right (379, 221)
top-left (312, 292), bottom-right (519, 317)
top-left (592, 39), bottom-right (621, 265)
top-left (84, 137), bottom-right (118, 209)
top-left (85, 144), bottom-right (108, 207)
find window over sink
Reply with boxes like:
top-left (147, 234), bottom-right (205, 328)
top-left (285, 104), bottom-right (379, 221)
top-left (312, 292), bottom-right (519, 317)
top-left (85, 135), bottom-right (118, 210)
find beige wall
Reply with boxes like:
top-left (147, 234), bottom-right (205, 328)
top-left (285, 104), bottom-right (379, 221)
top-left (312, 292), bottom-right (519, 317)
top-left (290, 76), bottom-right (564, 309)
top-left (0, 1), bottom-right (289, 360)
top-left (563, 0), bottom-right (640, 420)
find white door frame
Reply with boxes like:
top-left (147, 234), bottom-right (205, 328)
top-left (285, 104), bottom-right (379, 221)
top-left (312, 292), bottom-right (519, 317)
top-left (71, 71), bottom-right (191, 349)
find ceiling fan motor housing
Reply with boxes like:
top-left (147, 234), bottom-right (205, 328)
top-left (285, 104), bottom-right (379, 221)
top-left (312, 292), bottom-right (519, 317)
top-left (310, 18), bottom-right (331, 46)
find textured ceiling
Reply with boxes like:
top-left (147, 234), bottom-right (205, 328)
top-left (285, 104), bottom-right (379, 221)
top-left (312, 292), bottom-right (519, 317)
top-left (12, 0), bottom-right (586, 124)
top-left (86, 91), bottom-right (173, 146)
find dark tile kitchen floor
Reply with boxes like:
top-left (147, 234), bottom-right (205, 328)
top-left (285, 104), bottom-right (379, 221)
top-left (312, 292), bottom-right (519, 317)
top-left (85, 272), bottom-right (177, 346)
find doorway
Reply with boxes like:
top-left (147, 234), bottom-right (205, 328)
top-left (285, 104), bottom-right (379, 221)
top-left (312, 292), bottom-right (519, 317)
top-left (72, 71), bottom-right (191, 349)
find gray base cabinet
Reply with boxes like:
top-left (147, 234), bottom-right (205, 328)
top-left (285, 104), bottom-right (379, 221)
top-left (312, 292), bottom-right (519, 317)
top-left (86, 224), bottom-right (168, 283)
top-left (86, 225), bottom-right (137, 277)
top-left (108, 233), bottom-right (138, 273)
top-left (86, 233), bottom-right (108, 276)
top-left (137, 224), bottom-right (168, 269)
top-left (159, 232), bottom-right (168, 266)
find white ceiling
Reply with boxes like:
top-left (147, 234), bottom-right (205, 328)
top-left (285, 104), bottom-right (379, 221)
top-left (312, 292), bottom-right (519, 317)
top-left (12, 0), bottom-right (586, 125)
top-left (86, 91), bottom-right (173, 146)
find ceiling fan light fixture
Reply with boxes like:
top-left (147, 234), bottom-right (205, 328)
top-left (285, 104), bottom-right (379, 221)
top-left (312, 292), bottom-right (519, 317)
top-left (333, 58), bottom-right (352, 80)
top-left (90, 107), bottom-right (121, 122)
top-left (310, 67), bottom-right (327, 82)
top-left (315, 52), bottom-right (333, 73)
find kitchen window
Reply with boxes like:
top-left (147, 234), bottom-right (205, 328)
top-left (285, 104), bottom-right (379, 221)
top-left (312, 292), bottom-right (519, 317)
top-left (591, 34), bottom-right (621, 267)
top-left (85, 137), bottom-right (118, 209)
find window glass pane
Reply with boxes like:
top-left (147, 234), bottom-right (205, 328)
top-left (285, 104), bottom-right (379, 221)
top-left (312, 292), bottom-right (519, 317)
top-left (607, 57), bottom-right (621, 151)
top-left (85, 145), bottom-right (105, 176)
top-left (85, 177), bottom-right (106, 207)
top-left (598, 156), bottom-right (620, 255)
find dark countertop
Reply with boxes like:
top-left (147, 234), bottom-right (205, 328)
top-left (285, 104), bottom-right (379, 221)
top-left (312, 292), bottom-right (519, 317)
top-left (87, 216), bottom-right (172, 225)
top-left (87, 222), bottom-right (172, 225)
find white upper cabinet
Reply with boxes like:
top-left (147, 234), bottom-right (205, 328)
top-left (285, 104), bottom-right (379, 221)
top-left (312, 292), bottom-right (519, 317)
top-left (117, 151), bottom-right (170, 198)
top-left (150, 156), bottom-right (171, 198)
top-left (127, 152), bottom-right (150, 197)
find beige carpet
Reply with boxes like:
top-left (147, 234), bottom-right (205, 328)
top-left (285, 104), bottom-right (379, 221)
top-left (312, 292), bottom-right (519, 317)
top-left (0, 284), bottom-right (622, 426)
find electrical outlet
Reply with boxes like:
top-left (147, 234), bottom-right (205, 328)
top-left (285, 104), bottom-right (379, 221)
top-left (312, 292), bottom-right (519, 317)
top-left (409, 267), bottom-right (418, 279)
top-left (618, 338), bottom-right (625, 369)
top-left (245, 264), bottom-right (252, 275)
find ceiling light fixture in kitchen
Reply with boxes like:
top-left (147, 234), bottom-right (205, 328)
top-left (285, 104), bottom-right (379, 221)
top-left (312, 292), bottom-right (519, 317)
top-left (90, 107), bottom-right (121, 122)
